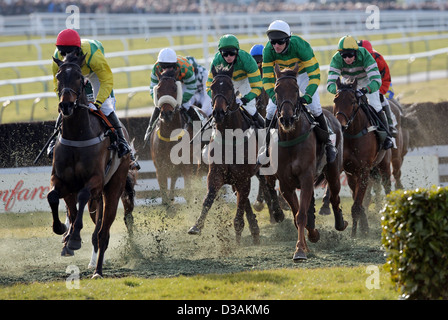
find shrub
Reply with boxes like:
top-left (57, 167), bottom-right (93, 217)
top-left (381, 187), bottom-right (448, 300)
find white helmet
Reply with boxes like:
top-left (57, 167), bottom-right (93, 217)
top-left (157, 48), bottom-right (177, 63)
top-left (267, 20), bottom-right (291, 40)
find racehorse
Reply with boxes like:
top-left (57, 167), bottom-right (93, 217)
top-left (271, 63), bottom-right (347, 261)
top-left (48, 52), bottom-right (132, 278)
top-left (332, 78), bottom-right (391, 237)
top-left (188, 65), bottom-right (282, 244)
top-left (149, 68), bottom-right (199, 205)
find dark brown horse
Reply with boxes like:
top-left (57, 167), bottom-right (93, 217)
top-left (149, 68), bottom-right (200, 205)
top-left (188, 65), bottom-right (275, 244)
top-left (332, 78), bottom-right (391, 237)
top-left (48, 53), bottom-right (132, 278)
top-left (271, 63), bottom-right (347, 261)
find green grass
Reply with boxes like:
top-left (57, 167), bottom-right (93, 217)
top-left (0, 266), bottom-right (396, 300)
top-left (1, 31), bottom-right (447, 123)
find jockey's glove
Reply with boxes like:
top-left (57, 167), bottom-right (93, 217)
top-left (88, 102), bottom-right (98, 111)
top-left (302, 94), bottom-right (312, 104)
top-left (236, 97), bottom-right (249, 106)
top-left (298, 97), bottom-right (308, 106)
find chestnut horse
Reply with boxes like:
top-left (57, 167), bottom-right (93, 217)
top-left (271, 63), bottom-right (347, 261)
top-left (188, 65), bottom-right (282, 244)
top-left (48, 53), bottom-right (133, 278)
top-left (149, 68), bottom-right (200, 205)
top-left (332, 78), bottom-right (391, 237)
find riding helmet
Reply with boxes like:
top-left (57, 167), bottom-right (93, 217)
top-left (338, 35), bottom-right (359, 51)
top-left (157, 48), bottom-right (178, 63)
top-left (266, 20), bottom-right (291, 40)
top-left (56, 29), bottom-right (81, 47)
top-left (218, 34), bottom-right (240, 50)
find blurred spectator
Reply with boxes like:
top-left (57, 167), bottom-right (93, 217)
top-left (0, 0), bottom-right (446, 15)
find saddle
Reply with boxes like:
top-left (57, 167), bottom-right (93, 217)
top-left (89, 109), bottom-right (118, 146)
top-left (357, 102), bottom-right (388, 147)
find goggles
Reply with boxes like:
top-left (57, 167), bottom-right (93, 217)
top-left (159, 62), bottom-right (176, 69)
top-left (220, 50), bottom-right (237, 57)
top-left (270, 38), bottom-right (288, 46)
top-left (340, 51), bottom-right (356, 59)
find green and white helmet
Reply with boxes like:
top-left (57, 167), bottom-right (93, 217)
top-left (218, 34), bottom-right (240, 50)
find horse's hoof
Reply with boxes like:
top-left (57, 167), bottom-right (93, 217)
top-left (188, 225), bottom-right (201, 235)
top-left (252, 234), bottom-right (260, 245)
top-left (293, 250), bottom-right (307, 262)
top-left (336, 220), bottom-right (349, 231)
top-left (61, 246), bottom-right (74, 257)
top-left (253, 201), bottom-right (264, 212)
top-left (53, 222), bottom-right (67, 235)
top-left (68, 238), bottom-right (82, 251)
top-left (92, 273), bottom-right (103, 279)
top-left (273, 209), bottom-right (285, 223)
top-left (318, 206), bottom-right (331, 216)
top-left (308, 229), bottom-right (320, 243)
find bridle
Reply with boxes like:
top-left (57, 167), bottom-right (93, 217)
top-left (275, 75), bottom-right (301, 120)
top-left (334, 87), bottom-right (361, 131)
top-left (56, 62), bottom-right (86, 108)
top-left (211, 74), bottom-right (239, 116)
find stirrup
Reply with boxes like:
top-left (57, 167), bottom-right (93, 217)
top-left (118, 142), bottom-right (131, 158)
top-left (383, 137), bottom-right (393, 150)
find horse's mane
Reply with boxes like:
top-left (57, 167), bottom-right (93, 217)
top-left (160, 68), bottom-right (176, 79)
top-left (213, 64), bottom-right (233, 78)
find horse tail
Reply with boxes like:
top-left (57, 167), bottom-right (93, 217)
top-left (123, 169), bottom-right (137, 204)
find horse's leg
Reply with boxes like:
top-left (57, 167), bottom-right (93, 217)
top-left (244, 197), bottom-right (260, 245)
top-left (67, 187), bottom-right (90, 251)
top-left (156, 171), bottom-right (169, 205)
top-left (59, 195), bottom-right (77, 257)
top-left (89, 199), bottom-right (103, 269)
top-left (318, 185), bottom-right (332, 216)
top-left (351, 169), bottom-right (370, 237)
top-left (265, 175), bottom-right (285, 223)
top-left (47, 181), bottom-right (66, 235)
top-left (325, 167), bottom-right (348, 231)
top-left (294, 176), bottom-right (315, 261)
top-left (253, 172), bottom-right (266, 212)
top-left (306, 194), bottom-right (320, 243)
top-left (188, 170), bottom-right (224, 234)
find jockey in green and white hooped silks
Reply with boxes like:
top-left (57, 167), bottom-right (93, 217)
top-left (262, 20), bottom-right (337, 163)
top-left (327, 35), bottom-right (393, 150)
top-left (206, 34), bottom-right (265, 127)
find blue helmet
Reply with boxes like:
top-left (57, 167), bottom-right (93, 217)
top-left (250, 44), bottom-right (264, 57)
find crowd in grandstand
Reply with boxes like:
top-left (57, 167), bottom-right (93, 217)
top-left (1, 0), bottom-right (446, 15)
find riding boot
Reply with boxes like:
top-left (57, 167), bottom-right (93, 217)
top-left (383, 103), bottom-right (397, 137)
top-left (377, 111), bottom-right (394, 150)
top-left (106, 112), bottom-right (131, 158)
top-left (257, 117), bottom-right (273, 164)
top-left (251, 111), bottom-right (265, 129)
top-left (144, 107), bottom-right (160, 142)
top-left (47, 113), bottom-right (62, 159)
top-left (315, 114), bottom-right (338, 164)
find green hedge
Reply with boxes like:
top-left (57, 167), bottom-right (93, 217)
top-left (381, 187), bottom-right (448, 300)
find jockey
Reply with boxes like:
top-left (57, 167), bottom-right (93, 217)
top-left (185, 55), bottom-right (213, 117)
top-left (250, 44), bottom-right (264, 74)
top-left (357, 39), bottom-right (397, 136)
top-left (49, 29), bottom-right (133, 161)
top-left (206, 34), bottom-right (265, 128)
top-left (145, 48), bottom-right (199, 140)
top-left (263, 20), bottom-right (337, 163)
top-left (327, 35), bottom-right (393, 150)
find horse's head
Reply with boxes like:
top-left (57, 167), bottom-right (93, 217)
top-left (53, 52), bottom-right (87, 116)
top-left (333, 78), bottom-right (358, 128)
top-left (274, 63), bottom-right (300, 131)
top-left (154, 68), bottom-right (182, 122)
top-left (210, 64), bottom-right (237, 124)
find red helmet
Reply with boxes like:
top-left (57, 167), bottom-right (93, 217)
top-left (56, 29), bottom-right (81, 47)
top-left (357, 39), bottom-right (373, 54)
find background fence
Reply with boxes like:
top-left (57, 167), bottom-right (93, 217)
top-left (1, 10), bottom-right (448, 122)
